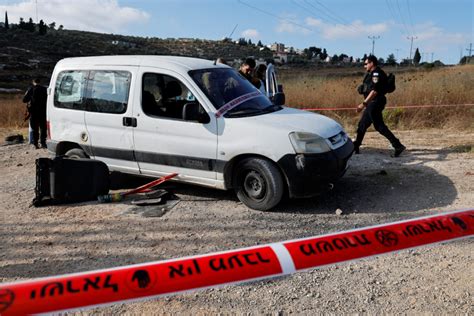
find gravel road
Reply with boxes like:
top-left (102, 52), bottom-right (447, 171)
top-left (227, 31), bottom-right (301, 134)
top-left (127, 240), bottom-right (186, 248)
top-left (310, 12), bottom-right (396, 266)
top-left (0, 129), bottom-right (473, 314)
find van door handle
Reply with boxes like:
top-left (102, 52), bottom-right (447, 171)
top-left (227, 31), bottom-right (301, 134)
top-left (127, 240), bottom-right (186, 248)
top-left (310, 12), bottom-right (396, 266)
top-left (123, 117), bottom-right (137, 127)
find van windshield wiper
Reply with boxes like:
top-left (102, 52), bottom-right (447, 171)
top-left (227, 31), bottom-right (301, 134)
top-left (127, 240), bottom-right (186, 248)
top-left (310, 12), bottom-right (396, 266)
top-left (261, 104), bottom-right (282, 113)
top-left (225, 108), bottom-right (263, 117)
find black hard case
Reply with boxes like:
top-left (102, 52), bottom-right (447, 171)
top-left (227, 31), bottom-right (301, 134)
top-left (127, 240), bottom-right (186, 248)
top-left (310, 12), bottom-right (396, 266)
top-left (34, 157), bottom-right (110, 206)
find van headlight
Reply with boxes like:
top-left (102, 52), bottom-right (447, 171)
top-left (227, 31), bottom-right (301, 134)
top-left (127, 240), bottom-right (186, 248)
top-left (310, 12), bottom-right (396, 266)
top-left (289, 132), bottom-right (331, 154)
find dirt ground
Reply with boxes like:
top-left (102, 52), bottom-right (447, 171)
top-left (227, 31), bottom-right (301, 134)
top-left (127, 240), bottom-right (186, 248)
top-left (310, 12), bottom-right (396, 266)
top-left (0, 128), bottom-right (473, 314)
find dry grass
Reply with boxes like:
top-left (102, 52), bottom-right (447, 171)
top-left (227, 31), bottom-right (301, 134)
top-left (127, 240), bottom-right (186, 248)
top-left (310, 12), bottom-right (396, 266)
top-left (280, 65), bottom-right (474, 131)
top-left (0, 65), bottom-right (472, 136)
top-left (0, 95), bottom-right (28, 128)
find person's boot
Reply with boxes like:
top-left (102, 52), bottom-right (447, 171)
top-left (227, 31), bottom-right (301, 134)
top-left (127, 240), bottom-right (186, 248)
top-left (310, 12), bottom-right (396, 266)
top-left (393, 144), bottom-right (406, 157)
top-left (353, 140), bottom-right (360, 154)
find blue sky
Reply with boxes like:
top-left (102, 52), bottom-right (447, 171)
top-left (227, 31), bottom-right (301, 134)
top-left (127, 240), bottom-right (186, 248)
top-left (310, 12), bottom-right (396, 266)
top-left (1, 0), bottom-right (472, 64)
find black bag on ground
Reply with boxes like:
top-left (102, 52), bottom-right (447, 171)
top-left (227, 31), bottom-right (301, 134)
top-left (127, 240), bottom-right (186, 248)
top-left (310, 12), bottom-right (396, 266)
top-left (34, 157), bottom-right (110, 206)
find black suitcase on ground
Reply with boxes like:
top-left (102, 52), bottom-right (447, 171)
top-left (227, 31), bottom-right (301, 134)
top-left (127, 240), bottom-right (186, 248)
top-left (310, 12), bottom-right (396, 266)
top-left (34, 157), bottom-right (110, 206)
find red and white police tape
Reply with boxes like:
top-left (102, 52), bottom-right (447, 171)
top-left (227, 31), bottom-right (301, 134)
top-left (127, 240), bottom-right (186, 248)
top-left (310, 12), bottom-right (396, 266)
top-left (0, 209), bottom-right (472, 314)
top-left (301, 103), bottom-right (474, 111)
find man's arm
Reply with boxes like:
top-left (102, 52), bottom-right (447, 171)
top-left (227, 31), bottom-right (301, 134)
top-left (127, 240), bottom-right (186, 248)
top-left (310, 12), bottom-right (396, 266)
top-left (356, 89), bottom-right (378, 113)
top-left (22, 87), bottom-right (33, 104)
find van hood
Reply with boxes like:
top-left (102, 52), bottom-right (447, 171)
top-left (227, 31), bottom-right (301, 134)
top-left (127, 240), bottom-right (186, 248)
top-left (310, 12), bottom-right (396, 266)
top-left (254, 106), bottom-right (343, 138)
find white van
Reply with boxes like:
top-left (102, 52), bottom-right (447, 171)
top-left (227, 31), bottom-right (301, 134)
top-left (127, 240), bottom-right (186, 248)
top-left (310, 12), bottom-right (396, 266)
top-left (47, 56), bottom-right (353, 211)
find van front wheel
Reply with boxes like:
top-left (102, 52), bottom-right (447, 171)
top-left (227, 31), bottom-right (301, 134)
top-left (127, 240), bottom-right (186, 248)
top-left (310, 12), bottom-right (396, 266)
top-left (65, 148), bottom-right (88, 159)
top-left (235, 158), bottom-right (284, 211)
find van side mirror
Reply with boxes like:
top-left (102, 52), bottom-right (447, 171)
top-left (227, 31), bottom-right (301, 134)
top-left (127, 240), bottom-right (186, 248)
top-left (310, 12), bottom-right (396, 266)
top-left (272, 92), bottom-right (285, 106)
top-left (182, 102), bottom-right (210, 124)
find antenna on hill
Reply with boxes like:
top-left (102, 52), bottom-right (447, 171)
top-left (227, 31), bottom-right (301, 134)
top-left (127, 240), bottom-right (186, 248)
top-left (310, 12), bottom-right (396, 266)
top-left (228, 24), bottom-right (238, 40)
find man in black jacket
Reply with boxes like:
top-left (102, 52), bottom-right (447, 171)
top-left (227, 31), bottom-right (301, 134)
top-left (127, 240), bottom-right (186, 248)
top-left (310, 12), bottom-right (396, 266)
top-left (354, 55), bottom-right (405, 157)
top-left (23, 78), bottom-right (48, 149)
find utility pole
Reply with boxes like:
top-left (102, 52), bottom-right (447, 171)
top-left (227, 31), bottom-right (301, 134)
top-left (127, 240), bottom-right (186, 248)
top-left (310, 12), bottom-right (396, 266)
top-left (368, 36), bottom-right (380, 55)
top-left (467, 43), bottom-right (473, 64)
top-left (407, 36), bottom-right (418, 64)
top-left (35, 0), bottom-right (38, 23)
top-left (431, 52), bottom-right (434, 63)
top-left (395, 48), bottom-right (400, 62)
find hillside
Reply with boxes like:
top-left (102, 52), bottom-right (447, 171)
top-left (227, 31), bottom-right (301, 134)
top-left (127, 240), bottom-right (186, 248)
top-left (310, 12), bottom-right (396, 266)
top-left (0, 27), bottom-right (273, 90)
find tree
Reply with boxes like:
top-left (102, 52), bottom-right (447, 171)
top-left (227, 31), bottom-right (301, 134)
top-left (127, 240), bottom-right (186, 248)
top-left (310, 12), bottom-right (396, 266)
top-left (26, 17), bottom-right (35, 32)
top-left (38, 19), bottom-right (47, 35)
top-left (362, 53), bottom-right (368, 62)
top-left (257, 40), bottom-right (263, 47)
top-left (247, 38), bottom-right (253, 46)
top-left (303, 46), bottom-right (322, 60)
top-left (320, 48), bottom-right (328, 60)
top-left (386, 53), bottom-right (397, 66)
top-left (49, 22), bottom-right (56, 30)
top-left (238, 37), bottom-right (247, 46)
top-left (413, 48), bottom-right (421, 65)
top-left (4, 11), bottom-right (9, 29)
top-left (19, 17), bottom-right (26, 30)
top-left (338, 53), bottom-right (348, 61)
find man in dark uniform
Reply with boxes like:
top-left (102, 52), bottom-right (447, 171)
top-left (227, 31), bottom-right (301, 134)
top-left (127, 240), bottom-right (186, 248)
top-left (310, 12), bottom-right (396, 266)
top-left (23, 78), bottom-right (48, 149)
top-left (353, 55), bottom-right (405, 157)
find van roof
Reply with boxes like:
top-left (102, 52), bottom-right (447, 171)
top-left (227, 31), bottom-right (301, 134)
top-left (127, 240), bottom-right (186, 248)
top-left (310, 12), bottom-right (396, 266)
top-left (55, 55), bottom-right (226, 71)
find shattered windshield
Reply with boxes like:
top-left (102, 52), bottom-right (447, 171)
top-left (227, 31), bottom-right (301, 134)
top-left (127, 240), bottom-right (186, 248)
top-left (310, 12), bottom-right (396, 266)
top-left (189, 68), bottom-right (279, 117)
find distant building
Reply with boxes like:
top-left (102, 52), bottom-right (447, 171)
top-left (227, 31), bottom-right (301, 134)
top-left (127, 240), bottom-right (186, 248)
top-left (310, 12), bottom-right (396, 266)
top-left (273, 52), bottom-right (288, 64)
top-left (111, 40), bottom-right (137, 48)
top-left (270, 42), bottom-right (285, 53)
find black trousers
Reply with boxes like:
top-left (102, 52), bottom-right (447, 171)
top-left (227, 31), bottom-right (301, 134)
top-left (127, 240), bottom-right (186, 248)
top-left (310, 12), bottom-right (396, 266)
top-left (354, 96), bottom-right (401, 148)
top-left (30, 114), bottom-right (47, 146)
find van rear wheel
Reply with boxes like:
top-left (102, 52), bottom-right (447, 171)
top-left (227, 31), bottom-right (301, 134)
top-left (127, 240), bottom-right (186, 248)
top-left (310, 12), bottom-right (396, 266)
top-left (235, 158), bottom-right (284, 211)
top-left (65, 148), bottom-right (88, 159)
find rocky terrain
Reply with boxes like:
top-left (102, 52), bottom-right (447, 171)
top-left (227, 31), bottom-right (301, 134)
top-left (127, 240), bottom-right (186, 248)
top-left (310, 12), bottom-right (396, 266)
top-left (0, 129), bottom-right (473, 314)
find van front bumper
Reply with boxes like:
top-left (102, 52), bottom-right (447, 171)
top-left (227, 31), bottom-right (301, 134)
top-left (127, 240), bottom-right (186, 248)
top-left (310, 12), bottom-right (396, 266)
top-left (277, 140), bottom-right (354, 198)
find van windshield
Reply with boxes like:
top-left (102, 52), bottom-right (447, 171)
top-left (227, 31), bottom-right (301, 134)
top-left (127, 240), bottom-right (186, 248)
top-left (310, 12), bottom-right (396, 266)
top-left (189, 68), bottom-right (280, 117)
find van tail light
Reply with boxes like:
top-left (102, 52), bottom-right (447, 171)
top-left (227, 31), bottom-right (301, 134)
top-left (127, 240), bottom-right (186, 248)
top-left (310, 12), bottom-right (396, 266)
top-left (46, 120), bottom-right (51, 139)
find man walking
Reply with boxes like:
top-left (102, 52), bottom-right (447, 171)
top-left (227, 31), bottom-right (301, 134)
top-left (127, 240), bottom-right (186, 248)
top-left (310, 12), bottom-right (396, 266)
top-left (353, 55), bottom-right (405, 157)
top-left (23, 78), bottom-right (48, 149)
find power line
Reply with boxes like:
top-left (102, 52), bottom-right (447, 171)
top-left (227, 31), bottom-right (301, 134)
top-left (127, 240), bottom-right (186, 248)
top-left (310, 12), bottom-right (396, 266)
top-left (311, 0), bottom-right (348, 24)
top-left (385, 0), bottom-right (404, 35)
top-left (291, 0), bottom-right (359, 34)
top-left (228, 24), bottom-right (238, 39)
top-left (237, 0), bottom-right (312, 32)
top-left (394, 0), bottom-right (411, 36)
top-left (405, 0), bottom-right (416, 36)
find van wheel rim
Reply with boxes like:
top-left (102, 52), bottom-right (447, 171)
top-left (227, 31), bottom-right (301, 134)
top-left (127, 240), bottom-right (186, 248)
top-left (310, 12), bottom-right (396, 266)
top-left (243, 171), bottom-right (265, 199)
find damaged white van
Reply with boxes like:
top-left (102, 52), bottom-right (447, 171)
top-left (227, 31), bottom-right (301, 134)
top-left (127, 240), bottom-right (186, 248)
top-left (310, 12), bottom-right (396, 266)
top-left (47, 56), bottom-right (353, 211)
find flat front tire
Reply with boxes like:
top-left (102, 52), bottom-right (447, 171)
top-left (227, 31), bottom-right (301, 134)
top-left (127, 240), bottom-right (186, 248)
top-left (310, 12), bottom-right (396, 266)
top-left (235, 158), bottom-right (284, 211)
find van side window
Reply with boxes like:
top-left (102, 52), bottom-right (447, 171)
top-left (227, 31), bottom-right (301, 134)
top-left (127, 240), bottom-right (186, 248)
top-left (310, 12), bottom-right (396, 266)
top-left (142, 73), bottom-right (205, 121)
top-left (54, 71), bottom-right (87, 110)
top-left (88, 71), bottom-right (131, 114)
